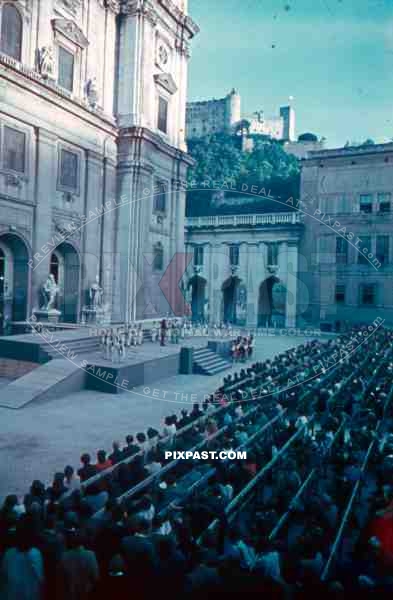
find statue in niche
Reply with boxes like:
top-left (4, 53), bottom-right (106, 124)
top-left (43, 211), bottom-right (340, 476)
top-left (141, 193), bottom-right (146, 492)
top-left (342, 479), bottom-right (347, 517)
top-left (89, 275), bottom-right (103, 309)
top-left (43, 274), bottom-right (59, 310)
top-left (86, 78), bottom-right (99, 109)
top-left (38, 46), bottom-right (54, 78)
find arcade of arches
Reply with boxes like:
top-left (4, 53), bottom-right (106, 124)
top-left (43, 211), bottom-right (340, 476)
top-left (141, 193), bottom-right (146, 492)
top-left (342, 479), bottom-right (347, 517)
top-left (0, 233), bottom-right (82, 330)
top-left (187, 273), bottom-right (289, 327)
top-left (185, 239), bottom-right (300, 328)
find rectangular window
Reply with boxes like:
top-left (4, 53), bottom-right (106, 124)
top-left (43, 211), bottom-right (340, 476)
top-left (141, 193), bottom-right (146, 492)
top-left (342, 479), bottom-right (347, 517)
top-left (359, 194), bottom-right (373, 214)
top-left (378, 192), bottom-right (391, 214)
top-left (3, 125), bottom-right (26, 173)
top-left (358, 236), bottom-right (371, 264)
top-left (58, 46), bottom-right (74, 92)
top-left (376, 235), bottom-right (389, 265)
top-left (158, 96), bottom-right (168, 133)
top-left (335, 285), bottom-right (345, 304)
top-left (267, 243), bottom-right (278, 265)
top-left (229, 245), bottom-right (239, 266)
top-left (194, 246), bottom-right (204, 266)
top-left (59, 148), bottom-right (78, 191)
top-left (336, 236), bottom-right (348, 264)
top-left (154, 182), bottom-right (166, 213)
top-left (360, 284), bottom-right (376, 306)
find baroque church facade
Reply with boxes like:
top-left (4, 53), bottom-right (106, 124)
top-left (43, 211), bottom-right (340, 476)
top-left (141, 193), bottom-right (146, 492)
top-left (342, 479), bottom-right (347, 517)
top-left (0, 0), bottom-right (198, 330)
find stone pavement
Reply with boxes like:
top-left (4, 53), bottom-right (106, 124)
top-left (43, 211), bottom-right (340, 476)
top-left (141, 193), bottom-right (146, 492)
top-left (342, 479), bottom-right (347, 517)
top-left (0, 333), bottom-right (322, 502)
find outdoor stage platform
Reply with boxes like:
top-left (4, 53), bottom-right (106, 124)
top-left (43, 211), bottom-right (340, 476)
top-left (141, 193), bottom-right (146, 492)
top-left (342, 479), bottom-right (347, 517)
top-left (0, 328), bottom-right (233, 405)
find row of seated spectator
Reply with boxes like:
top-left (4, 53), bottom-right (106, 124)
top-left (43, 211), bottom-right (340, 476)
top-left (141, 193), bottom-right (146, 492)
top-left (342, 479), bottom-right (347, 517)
top-left (1, 326), bottom-right (393, 599)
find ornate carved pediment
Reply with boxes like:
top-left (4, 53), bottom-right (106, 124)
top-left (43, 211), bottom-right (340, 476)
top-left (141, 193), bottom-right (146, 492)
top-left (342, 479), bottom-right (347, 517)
top-left (53, 216), bottom-right (81, 241)
top-left (154, 72), bottom-right (177, 95)
top-left (52, 19), bottom-right (89, 48)
top-left (56, 0), bottom-right (82, 17)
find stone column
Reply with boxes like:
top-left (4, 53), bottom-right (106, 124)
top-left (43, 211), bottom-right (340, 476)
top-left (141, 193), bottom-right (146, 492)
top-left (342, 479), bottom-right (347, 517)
top-left (114, 165), bottom-right (135, 323)
top-left (100, 155), bottom-right (117, 322)
top-left (31, 128), bottom-right (57, 314)
top-left (278, 241), bottom-right (288, 280)
top-left (285, 242), bottom-right (298, 328)
top-left (135, 167), bottom-right (153, 319)
top-left (128, 165), bottom-right (141, 322)
top-left (208, 242), bottom-right (226, 324)
top-left (246, 243), bottom-right (259, 328)
top-left (82, 150), bottom-right (102, 308)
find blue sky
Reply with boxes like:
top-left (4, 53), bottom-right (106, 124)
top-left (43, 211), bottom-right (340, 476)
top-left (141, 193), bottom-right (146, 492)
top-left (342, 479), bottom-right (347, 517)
top-left (188, 0), bottom-right (393, 148)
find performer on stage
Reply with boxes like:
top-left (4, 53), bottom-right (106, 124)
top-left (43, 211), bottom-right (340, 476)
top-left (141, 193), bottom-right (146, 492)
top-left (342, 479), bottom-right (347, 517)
top-left (160, 319), bottom-right (167, 346)
top-left (137, 324), bottom-right (143, 345)
top-left (104, 331), bottom-right (111, 360)
top-left (151, 321), bottom-right (158, 343)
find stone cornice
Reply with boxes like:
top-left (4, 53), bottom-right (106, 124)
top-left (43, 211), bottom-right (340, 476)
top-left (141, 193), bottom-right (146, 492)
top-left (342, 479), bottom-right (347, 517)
top-left (121, 0), bottom-right (158, 25)
top-left (0, 53), bottom-right (117, 135)
top-left (122, 0), bottom-right (199, 38)
top-left (119, 126), bottom-right (195, 166)
top-left (103, 0), bottom-right (121, 13)
top-left (158, 0), bottom-right (199, 37)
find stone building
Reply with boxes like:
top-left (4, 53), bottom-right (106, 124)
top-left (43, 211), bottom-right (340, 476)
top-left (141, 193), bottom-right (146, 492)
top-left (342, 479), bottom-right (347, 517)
top-left (0, 0), bottom-right (198, 330)
top-left (186, 89), bottom-right (295, 142)
top-left (299, 143), bottom-right (393, 330)
top-left (185, 202), bottom-right (304, 328)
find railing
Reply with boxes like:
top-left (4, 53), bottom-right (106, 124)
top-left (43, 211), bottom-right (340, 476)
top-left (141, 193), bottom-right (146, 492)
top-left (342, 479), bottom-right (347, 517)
top-left (185, 212), bottom-right (303, 228)
top-left (197, 420), bottom-right (311, 542)
top-left (268, 418), bottom-right (347, 541)
top-left (91, 402), bottom-right (268, 519)
top-left (320, 358), bottom-right (393, 581)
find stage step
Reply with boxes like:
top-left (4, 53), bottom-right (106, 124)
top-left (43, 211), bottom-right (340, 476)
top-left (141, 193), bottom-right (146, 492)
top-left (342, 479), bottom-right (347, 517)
top-left (39, 337), bottom-right (101, 360)
top-left (0, 359), bottom-right (86, 409)
top-left (193, 347), bottom-right (232, 376)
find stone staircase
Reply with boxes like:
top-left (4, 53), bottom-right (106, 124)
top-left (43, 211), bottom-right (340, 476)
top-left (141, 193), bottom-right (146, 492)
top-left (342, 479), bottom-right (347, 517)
top-left (192, 347), bottom-right (232, 376)
top-left (39, 336), bottom-right (101, 360)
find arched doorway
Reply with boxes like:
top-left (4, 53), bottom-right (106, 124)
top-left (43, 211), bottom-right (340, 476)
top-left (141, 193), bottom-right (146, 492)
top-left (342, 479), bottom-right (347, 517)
top-left (0, 233), bottom-right (29, 332)
top-left (50, 242), bottom-right (80, 323)
top-left (188, 275), bottom-right (207, 323)
top-left (222, 276), bottom-right (242, 324)
top-left (258, 276), bottom-right (286, 327)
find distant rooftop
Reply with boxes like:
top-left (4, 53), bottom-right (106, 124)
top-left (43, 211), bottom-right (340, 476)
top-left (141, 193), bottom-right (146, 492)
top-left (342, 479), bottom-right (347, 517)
top-left (306, 142), bottom-right (393, 160)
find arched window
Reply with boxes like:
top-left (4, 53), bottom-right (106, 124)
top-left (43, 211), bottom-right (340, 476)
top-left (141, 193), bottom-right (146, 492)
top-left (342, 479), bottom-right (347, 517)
top-left (0, 4), bottom-right (23, 61)
top-left (153, 242), bottom-right (164, 271)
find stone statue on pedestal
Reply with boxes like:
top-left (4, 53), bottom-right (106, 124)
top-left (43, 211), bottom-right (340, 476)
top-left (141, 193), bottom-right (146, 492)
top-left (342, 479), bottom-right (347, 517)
top-left (43, 274), bottom-right (59, 310)
top-left (89, 275), bottom-right (103, 310)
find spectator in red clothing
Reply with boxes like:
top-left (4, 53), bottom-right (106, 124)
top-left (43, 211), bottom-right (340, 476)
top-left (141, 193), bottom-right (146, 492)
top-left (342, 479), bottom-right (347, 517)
top-left (368, 502), bottom-right (393, 564)
top-left (95, 450), bottom-right (112, 472)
